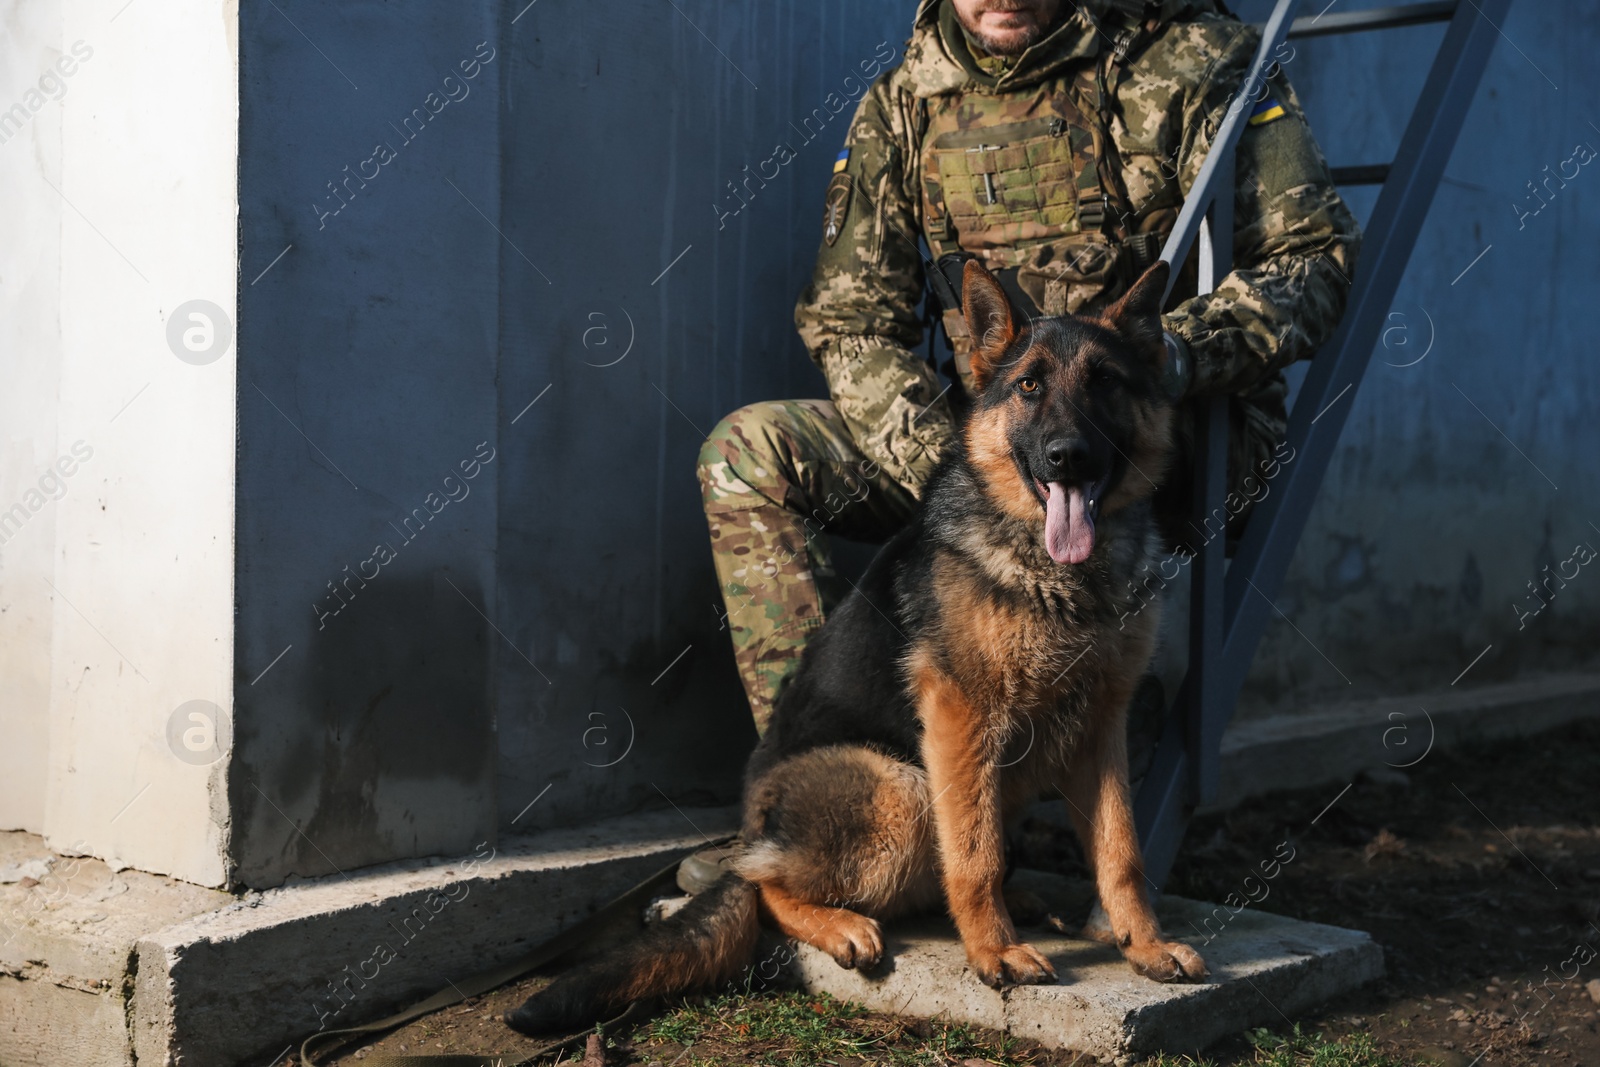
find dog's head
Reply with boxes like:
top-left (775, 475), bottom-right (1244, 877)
top-left (959, 259), bottom-right (1177, 565)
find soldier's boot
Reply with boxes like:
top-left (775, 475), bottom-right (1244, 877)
top-left (676, 841), bottom-right (743, 896)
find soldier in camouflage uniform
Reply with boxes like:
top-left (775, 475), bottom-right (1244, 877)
top-left (698, 0), bottom-right (1362, 736)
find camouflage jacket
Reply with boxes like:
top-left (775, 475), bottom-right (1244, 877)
top-left (794, 0), bottom-right (1362, 493)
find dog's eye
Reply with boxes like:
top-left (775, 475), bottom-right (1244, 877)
top-left (1087, 362), bottom-right (1126, 388)
top-left (1016, 377), bottom-right (1039, 394)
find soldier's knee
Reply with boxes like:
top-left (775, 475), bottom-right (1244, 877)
top-left (697, 419), bottom-right (732, 478)
top-left (700, 402), bottom-right (797, 473)
top-left (700, 404), bottom-right (786, 509)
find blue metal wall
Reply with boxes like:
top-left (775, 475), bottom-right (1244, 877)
top-left (232, 0), bottom-right (909, 884)
top-left (493, 0), bottom-right (911, 834)
top-left (230, 0), bottom-right (1596, 884)
top-left (1229, 0), bottom-right (1599, 714)
top-left (235, 2), bottom-right (504, 885)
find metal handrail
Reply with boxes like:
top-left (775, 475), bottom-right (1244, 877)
top-left (1284, 1), bottom-right (1457, 40)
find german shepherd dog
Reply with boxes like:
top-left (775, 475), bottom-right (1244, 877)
top-left (506, 258), bottom-right (1205, 1036)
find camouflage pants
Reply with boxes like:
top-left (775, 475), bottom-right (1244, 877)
top-left (698, 400), bottom-right (919, 735)
top-left (700, 378), bottom-right (1288, 736)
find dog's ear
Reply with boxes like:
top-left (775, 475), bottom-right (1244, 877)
top-left (1100, 260), bottom-right (1170, 355)
top-left (961, 259), bottom-right (1017, 391)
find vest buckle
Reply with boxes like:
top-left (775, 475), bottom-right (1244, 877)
top-left (1078, 193), bottom-right (1107, 231)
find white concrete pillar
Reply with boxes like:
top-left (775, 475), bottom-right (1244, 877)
top-left (0, 0), bottom-right (67, 839)
top-left (1, 1), bottom-right (239, 887)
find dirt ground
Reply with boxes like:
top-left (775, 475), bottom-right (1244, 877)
top-left (313, 719), bottom-right (1600, 1066)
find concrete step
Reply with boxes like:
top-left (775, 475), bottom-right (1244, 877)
top-left (0, 807), bottom-right (738, 1067)
top-left (1212, 670), bottom-right (1600, 811)
top-left (0, 829), bottom-right (230, 1066)
top-left (786, 869), bottom-right (1383, 1065)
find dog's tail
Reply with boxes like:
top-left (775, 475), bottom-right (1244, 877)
top-left (504, 873), bottom-right (760, 1035)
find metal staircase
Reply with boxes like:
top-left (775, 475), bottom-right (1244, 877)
top-left (1136, 0), bottom-right (1513, 887)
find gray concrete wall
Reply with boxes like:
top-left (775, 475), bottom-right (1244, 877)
top-left (1227, 0), bottom-right (1600, 717)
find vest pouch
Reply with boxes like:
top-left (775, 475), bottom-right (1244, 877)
top-left (923, 115), bottom-right (1096, 252)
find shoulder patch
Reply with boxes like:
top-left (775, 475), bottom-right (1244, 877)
top-left (833, 148), bottom-right (851, 174)
top-left (822, 173), bottom-right (852, 247)
top-left (1248, 98), bottom-right (1286, 126)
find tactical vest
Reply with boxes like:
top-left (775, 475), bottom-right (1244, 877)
top-left (918, 13), bottom-right (1181, 388)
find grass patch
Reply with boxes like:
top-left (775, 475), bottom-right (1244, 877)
top-left (1147, 1025), bottom-right (1433, 1067)
top-left (641, 989), bottom-right (1039, 1066)
top-left (642, 997), bottom-right (1436, 1067)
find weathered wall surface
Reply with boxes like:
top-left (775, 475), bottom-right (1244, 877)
top-left (226, 0), bottom-right (918, 876)
top-left (1227, 0), bottom-right (1600, 717)
top-left (232, 2), bottom-right (504, 885)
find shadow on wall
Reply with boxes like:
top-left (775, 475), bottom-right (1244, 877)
top-left (231, 572), bottom-right (495, 885)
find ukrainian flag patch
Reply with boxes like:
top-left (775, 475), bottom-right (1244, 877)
top-left (1249, 98), bottom-right (1286, 126)
top-left (833, 148), bottom-right (850, 173)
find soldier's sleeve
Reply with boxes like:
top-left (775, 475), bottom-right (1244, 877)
top-left (794, 78), bottom-right (954, 496)
top-left (1161, 20), bottom-right (1363, 399)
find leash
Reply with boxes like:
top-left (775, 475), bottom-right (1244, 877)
top-left (298, 835), bottom-right (734, 1067)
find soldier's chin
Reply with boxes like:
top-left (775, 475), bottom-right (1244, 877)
top-left (970, 15), bottom-right (1045, 56)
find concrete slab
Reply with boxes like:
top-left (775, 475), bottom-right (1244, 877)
top-left (0, 972), bottom-right (132, 1067)
top-left (788, 870), bottom-right (1383, 1064)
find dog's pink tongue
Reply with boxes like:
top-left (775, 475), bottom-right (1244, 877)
top-left (1045, 482), bottom-right (1095, 565)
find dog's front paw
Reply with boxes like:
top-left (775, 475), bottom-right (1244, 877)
top-left (1123, 938), bottom-right (1208, 982)
top-left (818, 911), bottom-right (884, 971)
top-left (969, 941), bottom-right (1057, 988)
